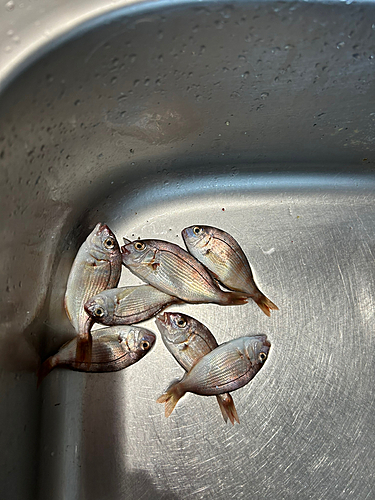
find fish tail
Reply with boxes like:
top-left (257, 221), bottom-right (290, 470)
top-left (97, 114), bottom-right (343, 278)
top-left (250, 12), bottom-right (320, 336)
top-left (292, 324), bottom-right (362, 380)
top-left (222, 291), bottom-right (249, 306)
top-left (37, 356), bottom-right (58, 387)
top-left (156, 381), bottom-right (186, 418)
top-left (75, 318), bottom-right (94, 365)
top-left (75, 335), bottom-right (93, 365)
top-left (216, 394), bottom-right (240, 425)
top-left (253, 293), bottom-right (279, 317)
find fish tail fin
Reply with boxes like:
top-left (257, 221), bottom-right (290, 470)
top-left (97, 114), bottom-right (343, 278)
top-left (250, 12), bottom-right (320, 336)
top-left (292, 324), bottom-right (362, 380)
top-left (76, 318), bottom-right (94, 365)
top-left (156, 382), bottom-right (186, 418)
top-left (216, 394), bottom-right (240, 425)
top-left (37, 356), bottom-right (58, 387)
top-left (75, 335), bottom-right (93, 365)
top-left (253, 294), bottom-right (279, 317)
top-left (222, 291), bottom-right (249, 306)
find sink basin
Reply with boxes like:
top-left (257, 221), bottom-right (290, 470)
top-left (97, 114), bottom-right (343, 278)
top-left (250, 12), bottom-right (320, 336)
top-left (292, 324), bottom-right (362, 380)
top-left (1, 1), bottom-right (374, 499)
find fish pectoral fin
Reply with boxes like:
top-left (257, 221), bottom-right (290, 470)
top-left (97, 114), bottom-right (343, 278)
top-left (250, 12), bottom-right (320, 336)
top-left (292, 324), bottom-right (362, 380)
top-left (149, 249), bottom-right (161, 271)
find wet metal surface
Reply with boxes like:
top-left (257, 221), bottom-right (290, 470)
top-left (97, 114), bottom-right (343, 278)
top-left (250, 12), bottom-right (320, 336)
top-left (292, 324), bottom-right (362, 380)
top-left (0, 1), bottom-right (375, 499)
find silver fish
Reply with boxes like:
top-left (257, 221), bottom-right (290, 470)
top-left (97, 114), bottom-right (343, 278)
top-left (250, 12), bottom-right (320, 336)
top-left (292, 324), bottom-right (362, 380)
top-left (84, 285), bottom-right (179, 326)
top-left (38, 325), bottom-right (156, 384)
top-left (121, 239), bottom-right (248, 306)
top-left (157, 335), bottom-right (270, 418)
top-left (182, 225), bottom-right (278, 316)
top-left (156, 312), bottom-right (239, 424)
top-left (64, 223), bottom-right (122, 363)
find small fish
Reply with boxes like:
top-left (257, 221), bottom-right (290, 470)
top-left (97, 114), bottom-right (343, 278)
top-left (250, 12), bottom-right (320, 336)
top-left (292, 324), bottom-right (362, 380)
top-left (37, 325), bottom-right (156, 385)
top-left (84, 285), bottom-right (179, 326)
top-left (156, 312), bottom-right (239, 424)
top-left (182, 225), bottom-right (278, 316)
top-left (157, 335), bottom-right (270, 418)
top-left (64, 223), bottom-right (122, 363)
top-left (121, 239), bottom-right (248, 306)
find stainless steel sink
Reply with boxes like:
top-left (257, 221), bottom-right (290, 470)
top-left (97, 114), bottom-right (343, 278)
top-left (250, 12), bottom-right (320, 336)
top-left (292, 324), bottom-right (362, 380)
top-left (1, 1), bottom-right (375, 499)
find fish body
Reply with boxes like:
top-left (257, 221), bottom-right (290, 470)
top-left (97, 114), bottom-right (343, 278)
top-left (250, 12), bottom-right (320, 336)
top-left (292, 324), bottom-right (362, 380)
top-left (84, 285), bottom-right (179, 326)
top-left (156, 312), bottom-right (239, 424)
top-left (64, 223), bottom-right (122, 362)
top-left (182, 225), bottom-right (278, 316)
top-left (157, 335), bottom-right (270, 418)
top-left (38, 325), bottom-right (156, 384)
top-left (121, 239), bottom-right (248, 306)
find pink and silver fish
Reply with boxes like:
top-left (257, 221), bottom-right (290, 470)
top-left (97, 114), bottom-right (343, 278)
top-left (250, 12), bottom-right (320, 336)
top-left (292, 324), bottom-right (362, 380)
top-left (85, 285), bottom-right (179, 326)
top-left (182, 225), bottom-right (278, 316)
top-left (121, 238), bottom-right (248, 306)
top-left (38, 325), bottom-right (156, 384)
top-left (64, 223), bottom-right (122, 364)
top-left (157, 335), bottom-right (270, 418)
top-left (156, 312), bottom-right (239, 424)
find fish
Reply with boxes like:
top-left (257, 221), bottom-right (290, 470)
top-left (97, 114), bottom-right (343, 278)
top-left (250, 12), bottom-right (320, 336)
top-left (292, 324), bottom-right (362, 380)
top-left (121, 238), bottom-right (248, 306)
top-left (64, 223), bottom-right (122, 364)
top-left (156, 312), bottom-right (239, 424)
top-left (84, 285), bottom-right (180, 326)
top-left (182, 225), bottom-right (278, 316)
top-left (37, 325), bottom-right (156, 385)
top-left (157, 335), bottom-right (270, 418)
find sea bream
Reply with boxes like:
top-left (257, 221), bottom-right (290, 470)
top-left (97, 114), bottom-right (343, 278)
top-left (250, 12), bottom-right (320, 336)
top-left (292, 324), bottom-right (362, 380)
top-left (64, 223), bottom-right (122, 363)
top-left (156, 312), bottom-right (239, 424)
top-left (157, 335), bottom-right (270, 418)
top-left (85, 285), bottom-right (179, 326)
top-left (121, 238), bottom-right (248, 306)
top-left (182, 225), bottom-right (278, 316)
top-left (38, 325), bottom-right (156, 384)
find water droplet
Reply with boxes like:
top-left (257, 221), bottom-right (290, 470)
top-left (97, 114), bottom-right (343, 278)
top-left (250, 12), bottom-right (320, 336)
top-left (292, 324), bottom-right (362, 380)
top-left (352, 53), bottom-right (360, 59)
top-left (158, 54), bottom-right (163, 62)
top-left (372, 24), bottom-right (375, 30)
top-left (74, 100), bottom-right (81, 106)
top-left (129, 54), bottom-right (137, 63)
top-left (4, 45), bottom-right (12, 53)
top-left (111, 76), bottom-right (117, 84)
top-left (5, 0), bottom-right (15, 11)
top-left (12, 35), bottom-right (20, 43)
top-left (7, 29), bottom-right (14, 36)
top-left (225, 121), bottom-right (230, 126)
top-left (133, 79), bottom-right (139, 87)
top-left (261, 92), bottom-right (269, 99)
top-left (144, 78), bottom-right (150, 86)
top-left (238, 55), bottom-right (246, 62)
top-left (336, 41), bottom-right (345, 49)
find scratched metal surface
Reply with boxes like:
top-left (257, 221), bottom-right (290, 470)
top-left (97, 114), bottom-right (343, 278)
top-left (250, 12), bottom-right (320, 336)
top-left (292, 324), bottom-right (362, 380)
top-left (1, 1), bottom-right (375, 499)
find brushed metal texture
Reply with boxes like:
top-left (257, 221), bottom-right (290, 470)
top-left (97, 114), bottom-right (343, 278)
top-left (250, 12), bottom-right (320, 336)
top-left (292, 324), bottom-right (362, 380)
top-left (0, 1), bottom-right (374, 499)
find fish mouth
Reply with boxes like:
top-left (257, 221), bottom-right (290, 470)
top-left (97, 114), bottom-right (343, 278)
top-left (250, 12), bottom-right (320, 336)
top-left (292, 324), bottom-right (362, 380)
top-left (97, 223), bottom-right (110, 234)
top-left (121, 245), bottom-right (130, 255)
top-left (156, 312), bottom-right (168, 324)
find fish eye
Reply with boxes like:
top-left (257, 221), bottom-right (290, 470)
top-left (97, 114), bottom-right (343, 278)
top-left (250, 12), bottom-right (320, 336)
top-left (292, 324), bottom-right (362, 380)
top-left (103, 237), bottom-right (115, 249)
top-left (134, 241), bottom-right (145, 251)
top-left (94, 307), bottom-right (104, 318)
top-left (141, 340), bottom-right (150, 350)
top-left (258, 352), bottom-right (267, 362)
top-left (176, 317), bottom-right (187, 328)
top-left (193, 226), bottom-right (202, 235)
